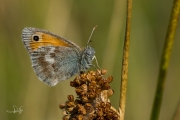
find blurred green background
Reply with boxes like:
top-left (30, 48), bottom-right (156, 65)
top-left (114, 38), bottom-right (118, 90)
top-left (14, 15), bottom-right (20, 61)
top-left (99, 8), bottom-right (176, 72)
top-left (0, 0), bottom-right (180, 120)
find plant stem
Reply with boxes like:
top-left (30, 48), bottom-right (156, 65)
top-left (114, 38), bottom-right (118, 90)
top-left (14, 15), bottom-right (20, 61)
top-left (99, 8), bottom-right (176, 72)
top-left (119, 0), bottom-right (132, 119)
top-left (150, 0), bottom-right (180, 120)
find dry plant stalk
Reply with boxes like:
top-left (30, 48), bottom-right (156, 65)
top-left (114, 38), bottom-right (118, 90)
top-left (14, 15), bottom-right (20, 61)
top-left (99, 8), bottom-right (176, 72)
top-left (119, 0), bottom-right (132, 119)
top-left (59, 69), bottom-right (120, 120)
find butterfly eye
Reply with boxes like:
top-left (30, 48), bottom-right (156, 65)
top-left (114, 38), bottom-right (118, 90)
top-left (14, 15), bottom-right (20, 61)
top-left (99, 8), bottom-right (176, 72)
top-left (32, 35), bottom-right (40, 41)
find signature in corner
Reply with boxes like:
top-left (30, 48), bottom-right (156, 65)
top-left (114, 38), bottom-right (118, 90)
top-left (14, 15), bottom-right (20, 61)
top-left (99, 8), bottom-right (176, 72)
top-left (6, 105), bottom-right (23, 114)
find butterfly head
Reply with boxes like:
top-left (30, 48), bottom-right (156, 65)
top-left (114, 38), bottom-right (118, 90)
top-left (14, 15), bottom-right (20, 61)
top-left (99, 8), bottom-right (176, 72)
top-left (80, 45), bottom-right (95, 72)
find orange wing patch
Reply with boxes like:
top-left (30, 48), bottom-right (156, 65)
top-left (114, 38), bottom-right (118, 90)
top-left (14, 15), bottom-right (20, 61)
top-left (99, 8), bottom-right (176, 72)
top-left (29, 32), bottom-right (70, 51)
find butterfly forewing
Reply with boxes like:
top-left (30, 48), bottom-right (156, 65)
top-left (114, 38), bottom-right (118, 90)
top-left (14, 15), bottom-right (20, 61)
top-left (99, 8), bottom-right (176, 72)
top-left (22, 27), bottom-right (81, 86)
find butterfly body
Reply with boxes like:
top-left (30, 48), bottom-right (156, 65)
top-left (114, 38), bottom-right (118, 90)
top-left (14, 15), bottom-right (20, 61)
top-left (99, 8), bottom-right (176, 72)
top-left (22, 27), bottom-right (95, 86)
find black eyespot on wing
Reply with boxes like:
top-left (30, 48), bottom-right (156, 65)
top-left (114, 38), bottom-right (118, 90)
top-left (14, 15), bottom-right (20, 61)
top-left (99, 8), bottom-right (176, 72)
top-left (33, 35), bottom-right (39, 41)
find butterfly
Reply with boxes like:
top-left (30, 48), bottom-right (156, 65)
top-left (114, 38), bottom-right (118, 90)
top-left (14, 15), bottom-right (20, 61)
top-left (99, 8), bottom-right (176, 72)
top-left (22, 27), bottom-right (97, 86)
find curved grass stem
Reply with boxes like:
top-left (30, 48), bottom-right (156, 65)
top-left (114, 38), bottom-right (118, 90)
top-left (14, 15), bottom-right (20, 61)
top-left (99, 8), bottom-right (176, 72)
top-left (150, 0), bottom-right (180, 120)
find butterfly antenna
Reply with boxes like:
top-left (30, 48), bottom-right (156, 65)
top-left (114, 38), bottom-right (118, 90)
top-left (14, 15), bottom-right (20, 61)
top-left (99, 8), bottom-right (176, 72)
top-left (87, 25), bottom-right (98, 45)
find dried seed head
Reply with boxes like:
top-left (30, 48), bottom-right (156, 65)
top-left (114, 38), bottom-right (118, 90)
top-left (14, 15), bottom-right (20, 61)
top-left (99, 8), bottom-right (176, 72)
top-left (96, 75), bottom-right (102, 81)
top-left (87, 92), bottom-right (96, 99)
top-left (59, 103), bottom-right (65, 109)
top-left (107, 76), bottom-right (113, 83)
top-left (67, 95), bottom-right (74, 102)
top-left (62, 115), bottom-right (70, 120)
top-left (107, 89), bottom-right (114, 97)
top-left (81, 95), bottom-right (89, 103)
top-left (81, 84), bottom-right (87, 92)
top-left (76, 115), bottom-right (83, 120)
top-left (70, 81), bottom-right (77, 87)
top-left (75, 87), bottom-right (83, 95)
top-left (77, 104), bottom-right (86, 115)
top-left (91, 75), bottom-right (96, 81)
top-left (89, 70), bottom-right (96, 76)
top-left (74, 77), bottom-right (82, 85)
top-left (106, 102), bottom-right (111, 109)
top-left (97, 108), bottom-right (103, 117)
top-left (84, 103), bottom-right (93, 112)
top-left (86, 73), bottom-right (92, 81)
top-left (101, 69), bottom-right (107, 75)
top-left (67, 107), bottom-right (74, 112)
top-left (60, 69), bottom-right (119, 119)
top-left (65, 101), bottom-right (75, 107)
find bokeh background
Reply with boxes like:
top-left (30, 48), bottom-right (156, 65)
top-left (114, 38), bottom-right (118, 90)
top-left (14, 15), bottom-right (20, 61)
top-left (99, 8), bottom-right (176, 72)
top-left (0, 0), bottom-right (180, 120)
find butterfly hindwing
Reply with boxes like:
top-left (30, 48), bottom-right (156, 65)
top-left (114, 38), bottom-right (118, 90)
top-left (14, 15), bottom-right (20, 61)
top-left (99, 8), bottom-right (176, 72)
top-left (31, 46), bottom-right (80, 86)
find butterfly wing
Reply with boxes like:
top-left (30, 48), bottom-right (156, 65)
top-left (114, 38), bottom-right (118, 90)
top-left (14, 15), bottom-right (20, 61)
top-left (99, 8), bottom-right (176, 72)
top-left (22, 27), bottom-right (81, 86)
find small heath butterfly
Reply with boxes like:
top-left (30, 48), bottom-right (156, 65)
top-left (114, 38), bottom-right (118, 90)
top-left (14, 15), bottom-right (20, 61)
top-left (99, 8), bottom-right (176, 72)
top-left (22, 27), bottom-right (97, 86)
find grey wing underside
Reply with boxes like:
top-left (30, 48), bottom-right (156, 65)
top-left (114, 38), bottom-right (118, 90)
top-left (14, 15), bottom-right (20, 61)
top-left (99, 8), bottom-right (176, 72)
top-left (30, 46), bottom-right (80, 86)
